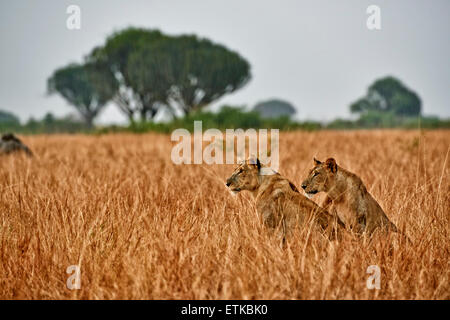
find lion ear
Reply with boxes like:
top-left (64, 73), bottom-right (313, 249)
top-left (248, 156), bottom-right (261, 170)
top-left (325, 158), bottom-right (337, 173)
top-left (314, 157), bottom-right (322, 165)
top-left (256, 158), bottom-right (261, 170)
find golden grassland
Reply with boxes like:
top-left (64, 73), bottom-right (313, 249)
top-left (0, 130), bottom-right (448, 299)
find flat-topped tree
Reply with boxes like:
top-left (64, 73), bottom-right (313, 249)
top-left (350, 76), bottom-right (422, 117)
top-left (87, 28), bottom-right (166, 121)
top-left (87, 27), bottom-right (251, 121)
top-left (126, 33), bottom-right (251, 119)
top-left (166, 35), bottom-right (251, 116)
top-left (47, 62), bottom-right (116, 128)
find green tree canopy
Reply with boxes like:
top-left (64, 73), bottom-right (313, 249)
top-left (351, 76), bottom-right (421, 117)
top-left (89, 27), bottom-right (251, 121)
top-left (253, 99), bottom-right (296, 119)
top-left (0, 110), bottom-right (20, 125)
top-left (87, 28), bottom-right (166, 121)
top-left (164, 35), bottom-right (251, 115)
top-left (47, 62), bottom-right (116, 127)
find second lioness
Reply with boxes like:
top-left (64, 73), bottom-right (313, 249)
top-left (226, 158), bottom-right (345, 240)
top-left (301, 158), bottom-right (397, 234)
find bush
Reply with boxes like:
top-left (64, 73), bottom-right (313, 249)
top-left (1, 112), bottom-right (90, 135)
top-left (326, 112), bottom-right (450, 130)
top-left (0, 110), bottom-right (21, 133)
top-left (115, 106), bottom-right (321, 134)
top-left (356, 111), bottom-right (398, 128)
top-left (326, 119), bottom-right (357, 130)
top-left (401, 116), bottom-right (450, 129)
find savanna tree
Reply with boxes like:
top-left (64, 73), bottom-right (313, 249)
top-left (87, 28), bottom-right (166, 121)
top-left (47, 62), bottom-right (116, 127)
top-left (138, 35), bottom-right (251, 116)
top-left (350, 76), bottom-right (421, 117)
top-left (90, 28), bottom-right (251, 121)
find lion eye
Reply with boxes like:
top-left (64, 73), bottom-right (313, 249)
top-left (313, 172), bottom-right (319, 177)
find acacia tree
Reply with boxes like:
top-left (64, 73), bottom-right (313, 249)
top-left (92, 28), bottom-right (251, 121)
top-left (350, 76), bottom-right (421, 117)
top-left (126, 38), bottom-right (175, 119)
top-left (178, 36), bottom-right (251, 114)
top-left (47, 63), bottom-right (116, 128)
top-left (87, 28), bottom-right (166, 121)
top-left (128, 35), bottom-right (251, 116)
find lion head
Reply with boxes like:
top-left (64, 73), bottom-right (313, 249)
top-left (225, 158), bottom-right (262, 194)
top-left (301, 157), bottom-right (338, 198)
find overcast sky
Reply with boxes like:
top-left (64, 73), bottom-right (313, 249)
top-left (0, 0), bottom-right (449, 124)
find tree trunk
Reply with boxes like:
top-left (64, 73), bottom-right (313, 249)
top-left (150, 108), bottom-right (158, 119)
top-left (85, 115), bottom-right (94, 130)
top-left (114, 95), bottom-right (135, 123)
top-left (139, 109), bottom-right (147, 122)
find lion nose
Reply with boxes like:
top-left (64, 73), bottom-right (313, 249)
top-left (301, 184), bottom-right (307, 190)
top-left (226, 179), bottom-right (231, 187)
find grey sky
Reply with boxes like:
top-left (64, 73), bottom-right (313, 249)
top-left (1, 0), bottom-right (449, 124)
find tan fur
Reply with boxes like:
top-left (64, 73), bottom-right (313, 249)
top-left (226, 158), bottom-right (345, 241)
top-left (301, 158), bottom-right (397, 235)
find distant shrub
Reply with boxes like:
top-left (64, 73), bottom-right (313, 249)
top-left (326, 111), bottom-right (450, 130)
top-left (401, 116), bottom-right (450, 129)
top-left (115, 106), bottom-right (321, 134)
top-left (3, 106), bottom-right (449, 135)
top-left (0, 110), bottom-right (20, 125)
top-left (22, 113), bottom-right (89, 134)
top-left (326, 119), bottom-right (357, 130)
top-left (0, 110), bottom-right (21, 133)
top-left (356, 111), bottom-right (398, 128)
top-left (1, 112), bottom-right (90, 135)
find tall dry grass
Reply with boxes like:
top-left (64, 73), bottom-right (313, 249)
top-left (0, 130), bottom-right (448, 299)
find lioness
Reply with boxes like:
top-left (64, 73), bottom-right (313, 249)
top-left (226, 158), bottom-right (345, 240)
top-left (301, 158), bottom-right (397, 235)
